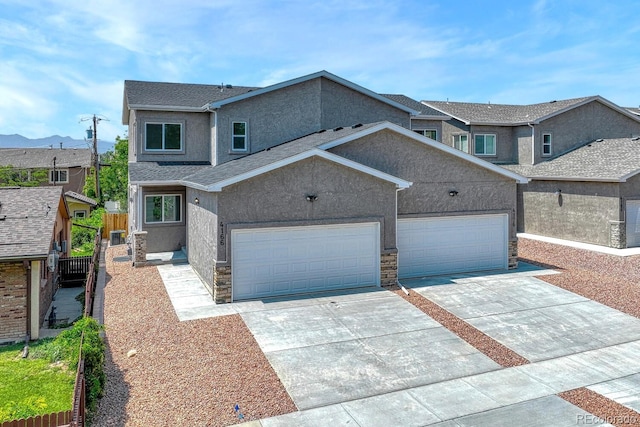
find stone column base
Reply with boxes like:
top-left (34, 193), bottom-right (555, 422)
top-left (609, 221), bottom-right (626, 249)
top-left (132, 231), bottom-right (148, 267)
top-left (213, 264), bottom-right (232, 304)
top-left (508, 239), bottom-right (518, 270)
top-left (380, 250), bottom-right (398, 287)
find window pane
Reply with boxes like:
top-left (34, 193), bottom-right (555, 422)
top-left (165, 124), bottom-right (181, 150)
top-left (163, 196), bottom-right (180, 222)
top-left (145, 196), bottom-right (163, 222)
top-left (146, 124), bottom-right (163, 150)
top-left (486, 135), bottom-right (496, 154)
top-left (60, 170), bottom-right (68, 182)
top-left (475, 135), bottom-right (485, 154)
top-left (425, 130), bottom-right (437, 140)
top-left (233, 122), bottom-right (246, 136)
top-left (233, 136), bottom-right (246, 150)
top-left (460, 135), bottom-right (468, 152)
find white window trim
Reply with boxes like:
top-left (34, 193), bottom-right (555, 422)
top-left (74, 210), bottom-right (87, 218)
top-left (542, 133), bottom-right (552, 157)
top-left (144, 194), bottom-right (182, 224)
top-left (452, 134), bottom-right (469, 153)
top-left (49, 168), bottom-right (69, 184)
top-left (144, 122), bottom-right (184, 152)
top-left (231, 121), bottom-right (248, 152)
top-left (474, 134), bottom-right (497, 156)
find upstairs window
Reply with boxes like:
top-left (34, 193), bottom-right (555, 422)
top-left (542, 133), bottom-right (552, 156)
top-left (50, 169), bottom-right (69, 184)
top-left (474, 134), bottom-right (496, 155)
top-left (452, 134), bottom-right (469, 153)
top-left (145, 194), bottom-right (181, 223)
top-left (232, 121), bottom-right (248, 151)
top-left (414, 129), bottom-right (437, 140)
top-left (145, 123), bottom-right (182, 151)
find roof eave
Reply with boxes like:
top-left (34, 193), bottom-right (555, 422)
top-left (528, 176), bottom-right (623, 183)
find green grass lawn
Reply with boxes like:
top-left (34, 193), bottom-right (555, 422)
top-left (0, 340), bottom-right (74, 422)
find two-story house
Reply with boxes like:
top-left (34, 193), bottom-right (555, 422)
top-left (123, 71), bottom-right (526, 303)
top-left (421, 97), bottom-right (640, 249)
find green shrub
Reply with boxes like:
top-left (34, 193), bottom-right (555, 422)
top-left (72, 208), bottom-right (104, 248)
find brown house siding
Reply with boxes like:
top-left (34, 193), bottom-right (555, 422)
top-left (0, 262), bottom-right (27, 342)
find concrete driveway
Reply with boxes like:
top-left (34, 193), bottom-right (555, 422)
top-left (236, 264), bottom-right (640, 426)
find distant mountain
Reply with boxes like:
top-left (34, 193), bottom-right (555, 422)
top-left (0, 134), bottom-right (114, 153)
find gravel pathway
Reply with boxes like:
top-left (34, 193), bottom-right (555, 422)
top-left (92, 246), bottom-right (296, 426)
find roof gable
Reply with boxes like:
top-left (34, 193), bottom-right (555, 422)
top-left (205, 71), bottom-right (419, 115)
top-left (423, 96), bottom-right (640, 126)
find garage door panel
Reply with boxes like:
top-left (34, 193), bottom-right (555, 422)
top-left (398, 214), bottom-right (507, 278)
top-left (627, 201), bottom-right (640, 248)
top-left (232, 223), bottom-right (380, 300)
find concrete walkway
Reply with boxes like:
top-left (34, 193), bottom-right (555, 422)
top-left (39, 286), bottom-right (84, 339)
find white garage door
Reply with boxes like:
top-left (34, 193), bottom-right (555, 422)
top-left (397, 214), bottom-right (508, 278)
top-left (626, 200), bottom-right (640, 248)
top-left (232, 223), bottom-right (380, 300)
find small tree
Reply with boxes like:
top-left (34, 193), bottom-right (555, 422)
top-left (96, 136), bottom-right (128, 210)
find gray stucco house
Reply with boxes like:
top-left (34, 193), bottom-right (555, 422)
top-left (421, 97), bottom-right (640, 249)
top-left (123, 71), bottom-right (526, 303)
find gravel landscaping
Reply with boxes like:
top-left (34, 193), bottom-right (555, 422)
top-left (92, 246), bottom-right (296, 426)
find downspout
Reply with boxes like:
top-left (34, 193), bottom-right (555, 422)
top-left (395, 187), bottom-right (409, 295)
top-left (528, 123), bottom-right (535, 165)
top-left (23, 260), bottom-right (31, 353)
top-left (204, 104), bottom-right (217, 166)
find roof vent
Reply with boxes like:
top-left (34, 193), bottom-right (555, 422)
top-left (632, 136), bottom-right (640, 141)
top-left (595, 138), bottom-right (604, 142)
top-left (550, 100), bottom-right (557, 103)
top-left (352, 123), bottom-right (363, 128)
top-left (333, 126), bottom-right (343, 132)
top-left (226, 84), bottom-right (233, 89)
top-left (317, 129), bottom-right (326, 133)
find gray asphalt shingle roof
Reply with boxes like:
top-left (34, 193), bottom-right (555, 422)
top-left (129, 162), bottom-right (210, 183)
top-left (65, 191), bottom-right (97, 206)
top-left (502, 138), bottom-right (640, 181)
top-left (124, 80), bottom-right (260, 109)
top-left (0, 148), bottom-right (92, 168)
top-left (382, 95), bottom-right (449, 118)
top-left (182, 123), bottom-right (382, 188)
top-left (0, 186), bottom-right (65, 259)
top-left (423, 97), bottom-right (594, 125)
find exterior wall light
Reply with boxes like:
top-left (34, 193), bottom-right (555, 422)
top-left (306, 194), bottom-right (318, 202)
top-left (554, 189), bottom-right (561, 196)
top-left (448, 190), bottom-right (459, 197)
top-left (194, 197), bottom-right (200, 205)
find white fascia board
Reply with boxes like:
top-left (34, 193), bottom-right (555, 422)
top-left (528, 176), bottom-right (622, 183)
top-left (412, 115), bottom-right (452, 120)
top-left (320, 121), bottom-right (529, 184)
top-left (207, 70), bottom-right (419, 115)
top-left (204, 148), bottom-right (411, 192)
top-left (619, 168), bottom-right (640, 183)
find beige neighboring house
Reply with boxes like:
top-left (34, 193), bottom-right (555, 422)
top-left (65, 191), bottom-right (97, 219)
top-left (0, 186), bottom-right (71, 344)
top-left (0, 148), bottom-right (93, 194)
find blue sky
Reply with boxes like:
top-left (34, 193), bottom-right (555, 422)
top-left (1, 0), bottom-right (639, 148)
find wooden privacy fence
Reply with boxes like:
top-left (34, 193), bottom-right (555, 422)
top-left (101, 213), bottom-right (127, 238)
top-left (0, 412), bottom-right (72, 427)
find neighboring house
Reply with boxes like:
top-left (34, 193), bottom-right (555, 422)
top-left (0, 186), bottom-right (71, 344)
top-left (0, 148), bottom-right (93, 193)
top-left (65, 191), bottom-right (97, 218)
top-left (422, 97), bottom-right (640, 249)
top-left (123, 71), bottom-right (526, 303)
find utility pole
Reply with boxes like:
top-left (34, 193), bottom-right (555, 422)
top-left (92, 114), bottom-right (100, 203)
